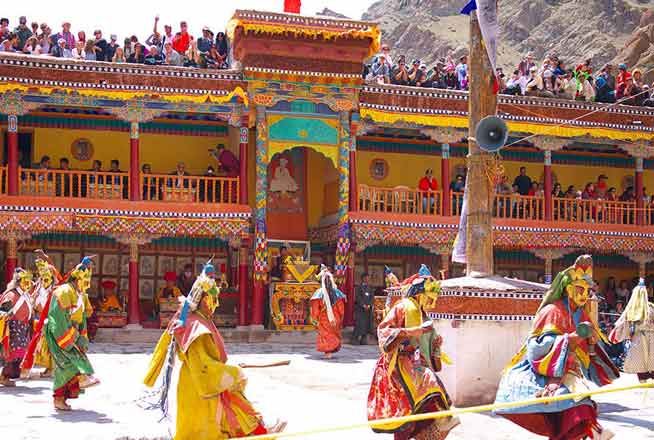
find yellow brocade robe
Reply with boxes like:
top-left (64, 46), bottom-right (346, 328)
top-left (145, 314), bottom-right (262, 440)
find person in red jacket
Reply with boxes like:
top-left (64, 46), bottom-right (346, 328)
top-left (172, 21), bottom-right (190, 55)
top-left (418, 168), bottom-right (439, 214)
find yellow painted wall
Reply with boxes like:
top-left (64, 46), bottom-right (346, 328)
top-left (32, 128), bottom-right (229, 175)
top-left (356, 151), bottom-right (443, 188)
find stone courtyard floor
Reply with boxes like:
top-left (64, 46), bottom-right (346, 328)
top-left (0, 342), bottom-right (652, 439)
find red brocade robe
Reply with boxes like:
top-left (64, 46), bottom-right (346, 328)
top-left (367, 298), bottom-right (458, 439)
top-left (310, 289), bottom-right (346, 354)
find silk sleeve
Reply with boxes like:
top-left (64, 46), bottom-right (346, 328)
top-left (180, 334), bottom-right (241, 399)
top-left (47, 295), bottom-right (78, 352)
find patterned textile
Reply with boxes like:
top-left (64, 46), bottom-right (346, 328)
top-left (45, 283), bottom-right (94, 392)
top-left (610, 303), bottom-right (654, 374)
top-left (310, 287), bottom-right (346, 354)
top-left (367, 298), bottom-right (457, 439)
top-left (2, 320), bottom-right (31, 363)
top-left (495, 297), bottom-right (619, 438)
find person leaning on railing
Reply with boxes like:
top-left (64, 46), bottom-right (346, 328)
top-left (141, 163), bottom-right (158, 201)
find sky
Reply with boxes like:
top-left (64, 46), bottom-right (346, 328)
top-left (1, 1), bottom-right (375, 42)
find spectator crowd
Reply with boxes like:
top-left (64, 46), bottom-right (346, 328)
top-left (366, 45), bottom-right (654, 107)
top-left (0, 15), bottom-right (229, 69)
top-left (22, 143), bottom-right (239, 203)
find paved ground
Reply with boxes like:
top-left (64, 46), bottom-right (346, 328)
top-left (0, 342), bottom-right (652, 439)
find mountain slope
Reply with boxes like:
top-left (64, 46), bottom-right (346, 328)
top-left (362, 0), bottom-right (653, 71)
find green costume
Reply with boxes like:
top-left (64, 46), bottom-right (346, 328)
top-left (45, 257), bottom-right (95, 402)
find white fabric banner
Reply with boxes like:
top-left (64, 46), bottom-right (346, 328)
top-left (451, 178), bottom-right (469, 264)
top-left (476, 0), bottom-right (498, 74)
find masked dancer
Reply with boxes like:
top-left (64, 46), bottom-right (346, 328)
top-left (495, 255), bottom-right (619, 440)
top-left (367, 264), bottom-right (459, 440)
top-left (144, 263), bottom-right (286, 439)
top-left (0, 268), bottom-right (34, 386)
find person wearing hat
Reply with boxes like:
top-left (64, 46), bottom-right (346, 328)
top-left (391, 57), bottom-right (409, 85)
top-left (51, 37), bottom-right (70, 58)
top-left (144, 262), bottom-right (287, 437)
top-left (616, 63), bottom-right (631, 99)
top-left (56, 21), bottom-right (75, 50)
top-left (105, 33), bottom-right (118, 62)
top-left (155, 271), bottom-right (182, 315)
top-left (609, 278), bottom-right (654, 383)
top-left (0, 268), bottom-right (34, 386)
top-left (310, 266), bottom-right (347, 358)
top-left (197, 27), bottom-right (214, 54)
top-left (99, 280), bottom-right (122, 313)
top-left (367, 265), bottom-right (459, 439)
top-left (525, 65), bottom-right (544, 96)
top-left (408, 59), bottom-right (426, 87)
top-left (45, 257), bottom-right (100, 410)
top-left (518, 51), bottom-right (536, 77)
top-left (371, 53), bottom-right (391, 84)
top-left (377, 43), bottom-right (393, 67)
top-left (13, 16), bottom-right (32, 51)
top-left (495, 255), bottom-right (617, 440)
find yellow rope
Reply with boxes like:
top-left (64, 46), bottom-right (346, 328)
top-left (235, 382), bottom-right (654, 440)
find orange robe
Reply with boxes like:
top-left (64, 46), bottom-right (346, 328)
top-left (100, 293), bottom-right (122, 312)
top-left (310, 288), bottom-right (346, 354)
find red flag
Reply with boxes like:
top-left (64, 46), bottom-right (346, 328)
top-left (284, 0), bottom-right (301, 13)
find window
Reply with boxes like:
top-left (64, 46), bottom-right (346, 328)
top-left (370, 158), bottom-right (389, 180)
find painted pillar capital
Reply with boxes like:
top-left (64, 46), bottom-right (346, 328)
top-left (534, 136), bottom-right (567, 152)
top-left (108, 101), bottom-right (166, 123)
top-left (544, 149), bottom-right (552, 166)
top-left (621, 141), bottom-right (654, 160)
top-left (442, 143), bottom-right (451, 159)
top-left (421, 127), bottom-right (464, 145)
top-left (130, 121), bottom-right (139, 140)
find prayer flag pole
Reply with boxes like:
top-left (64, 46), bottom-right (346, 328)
top-left (465, 3), bottom-right (497, 277)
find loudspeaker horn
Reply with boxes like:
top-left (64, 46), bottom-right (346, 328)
top-left (475, 116), bottom-right (508, 152)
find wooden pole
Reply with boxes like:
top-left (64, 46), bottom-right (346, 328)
top-left (465, 12), bottom-right (497, 277)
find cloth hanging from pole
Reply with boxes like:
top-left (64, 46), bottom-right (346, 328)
top-left (284, 0), bottom-right (301, 14)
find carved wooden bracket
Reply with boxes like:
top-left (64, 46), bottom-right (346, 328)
top-left (421, 127), bottom-right (464, 144)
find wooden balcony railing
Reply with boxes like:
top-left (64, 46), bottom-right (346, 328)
top-left (358, 185), bottom-right (654, 227)
top-left (19, 168), bottom-right (129, 199)
top-left (358, 185), bottom-right (442, 215)
top-left (141, 173), bottom-right (239, 204)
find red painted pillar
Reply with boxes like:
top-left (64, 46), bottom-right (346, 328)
top-left (127, 241), bottom-right (140, 325)
top-left (7, 115), bottom-right (19, 196)
top-left (544, 150), bottom-right (553, 221)
top-left (441, 143), bottom-right (451, 216)
top-left (251, 281), bottom-right (264, 326)
top-left (129, 121), bottom-right (141, 201)
top-left (636, 157), bottom-right (644, 225)
top-left (239, 115), bottom-right (249, 205)
top-left (238, 242), bottom-right (249, 326)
